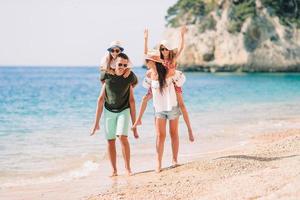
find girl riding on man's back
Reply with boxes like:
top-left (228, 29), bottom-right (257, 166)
top-left (91, 41), bottom-right (138, 176)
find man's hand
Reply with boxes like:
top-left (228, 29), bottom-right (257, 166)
top-left (132, 127), bottom-right (139, 139)
top-left (123, 68), bottom-right (131, 78)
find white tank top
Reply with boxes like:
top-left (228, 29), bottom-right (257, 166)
top-left (143, 70), bottom-right (186, 112)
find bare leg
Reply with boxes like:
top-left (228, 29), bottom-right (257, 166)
top-left (119, 135), bottom-right (132, 175)
top-left (155, 118), bottom-right (167, 173)
top-left (177, 93), bottom-right (194, 142)
top-left (107, 139), bottom-right (117, 176)
top-left (169, 117), bottom-right (180, 166)
top-left (132, 94), bottom-right (152, 129)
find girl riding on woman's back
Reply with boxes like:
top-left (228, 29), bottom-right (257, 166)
top-left (133, 27), bottom-right (194, 142)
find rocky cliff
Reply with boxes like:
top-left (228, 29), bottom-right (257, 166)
top-left (164, 0), bottom-right (300, 72)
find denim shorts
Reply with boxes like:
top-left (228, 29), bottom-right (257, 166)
top-left (155, 106), bottom-right (181, 120)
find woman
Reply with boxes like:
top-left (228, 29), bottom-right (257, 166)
top-left (133, 27), bottom-right (194, 142)
top-left (142, 50), bottom-right (186, 172)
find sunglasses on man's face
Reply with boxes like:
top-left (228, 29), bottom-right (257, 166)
top-left (160, 47), bottom-right (169, 52)
top-left (110, 49), bottom-right (120, 53)
top-left (117, 63), bottom-right (128, 68)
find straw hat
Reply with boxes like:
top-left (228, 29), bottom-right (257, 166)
top-left (107, 40), bottom-right (124, 52)
top-left (144, 49), bottom-right (163, 63)
top-left (159, 39), bottom-right (177, 51)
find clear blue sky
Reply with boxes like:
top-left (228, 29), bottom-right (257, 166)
top-left (0, 0), bottom-right (177, 66)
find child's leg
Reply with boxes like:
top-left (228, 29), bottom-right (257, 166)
top-left (132, 93), bottom-right (152, 129)
top-left (107, 139), bottom-right (117, 176)
top-left (129, 86), bottom-right (138, 138)
top-left (118, 135), bottom-right (132, 175)
top-left (169, 117), bottom-right (179, 166)
top-left (155, 117), bottom-right (167, 172)
top-left (136, 95), bottom-right (149, 124)
top-left (176, 92), bottom-right (194, 142)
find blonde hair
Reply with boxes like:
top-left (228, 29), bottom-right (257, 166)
top-left (100, 54), bottom-right (115, 75)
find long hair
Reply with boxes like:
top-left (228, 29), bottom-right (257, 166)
top-left (155, 62), bottom-right (167, 94)
top-left (160, 45), bottom-right (176, 63)
top-left (100, 53), bottom-right (115, 75)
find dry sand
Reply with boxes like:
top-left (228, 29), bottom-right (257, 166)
top-left (86, 129), bottom-right (300, 200)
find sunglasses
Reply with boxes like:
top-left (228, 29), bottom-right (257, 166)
top-left (117, 63), bottom-right (128, 68)
top-left (160, 47), bottom-right (169, 52)
top-left (110, 49), bottom-right (120, 53)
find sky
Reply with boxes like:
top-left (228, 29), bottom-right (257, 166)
top-left (0, 0), bottom-right (177, 67)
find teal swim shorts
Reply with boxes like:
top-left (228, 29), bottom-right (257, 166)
top-left (104, 108), bottom-right (130, 140)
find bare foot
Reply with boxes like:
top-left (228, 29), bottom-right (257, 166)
top-left (126, 170), bottom-right (133, 176)
top-left (109, 171), bottom-right (118, 177)
top-left (188, 130), bottom-right (194, 142)
top-left (155, 164), bottom-right (162, 173)
top-left (172, 160), bottom-right (179, 168)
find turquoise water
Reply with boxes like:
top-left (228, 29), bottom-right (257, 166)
top-left (1, 67), bottom-right (300, 186)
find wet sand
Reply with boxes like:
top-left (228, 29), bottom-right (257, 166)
top-left (86, 129), bottom-right (300, 200)
top-left (1, 127), bottom-right (299, 200)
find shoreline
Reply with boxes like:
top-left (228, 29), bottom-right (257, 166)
top-left (2, 65), bottom-right (300, 73)
top-left (86, 129), bottom-right (300, 200)
top-left (1, 120), bottom-right (300, 200)
top-left (142, 65), bottom-right (300, 73)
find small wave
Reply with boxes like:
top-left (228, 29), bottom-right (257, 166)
top-left (0, 160), bottom-right (99, 188)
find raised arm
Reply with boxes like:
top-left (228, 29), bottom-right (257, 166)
top-left (144, 28), bottom-right (149, 55)
top-left (175, 26), bottom-right (188, 60)
top-left (90, 83), bottom-right (106, 135)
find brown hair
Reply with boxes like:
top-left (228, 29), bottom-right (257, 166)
top-left (117, 52), bottom-right (129, 60)
top-left (155, 61), bottom-right (167, 94)
top-left (160, 45), bottom-right (176, 65)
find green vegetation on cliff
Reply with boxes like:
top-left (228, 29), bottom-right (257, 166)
top-left (166, 0), bottom-right (300, 31)
top-left (165, 0), bottom-right (218, 27)
top-left (228, 0), bottom-right (256, 33)
top-left (261, 0), bottom-right (300, 28)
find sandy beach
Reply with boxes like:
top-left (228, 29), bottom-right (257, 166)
top-left (86, 128), bottom-right (300, 200)
top-left (2, 0), bottom-right (300, 199)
